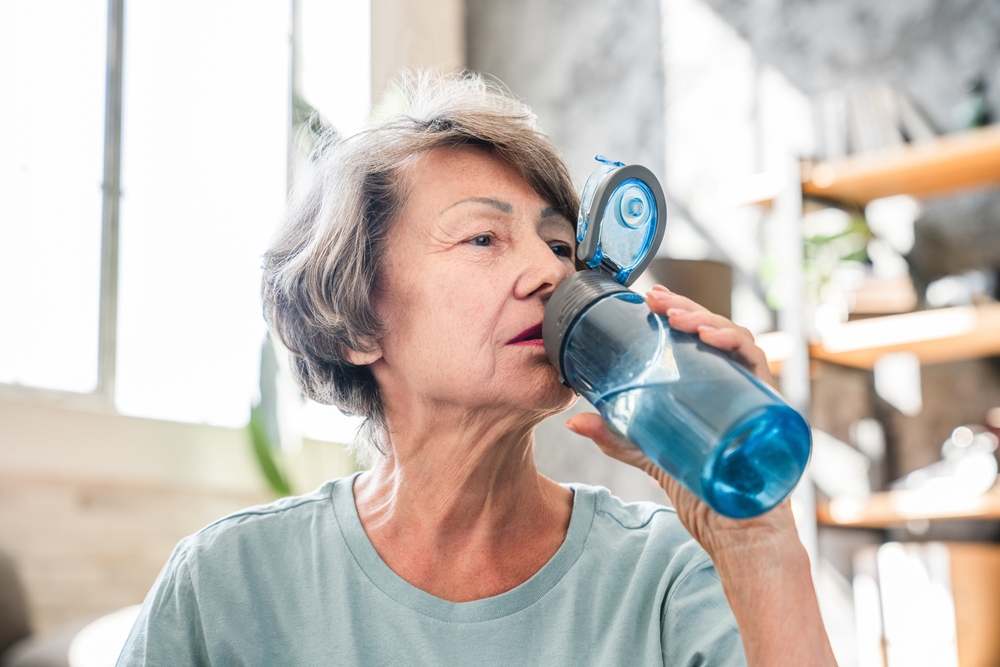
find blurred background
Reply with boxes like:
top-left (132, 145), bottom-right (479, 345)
top-left (2, 0), bottom-right (1000, 665)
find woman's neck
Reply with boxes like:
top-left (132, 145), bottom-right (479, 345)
top-left (352, 403), bottom-right (573, 602)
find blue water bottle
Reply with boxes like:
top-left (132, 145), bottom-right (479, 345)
top-left (543, 157), bottom-right (811, 518)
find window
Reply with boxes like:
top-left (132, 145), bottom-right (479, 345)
top-left (1, 0), bottom-right (370, 437)
top-left (0, 0), bottom-right (108, 393)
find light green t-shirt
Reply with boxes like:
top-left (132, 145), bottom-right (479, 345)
top-left (118, 474), bottom-right (746, 666)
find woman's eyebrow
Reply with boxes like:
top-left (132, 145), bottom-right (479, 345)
top-left (540, 206), bottom-right (574, 231)
top-left (439, 196), bottom-right (513, 215)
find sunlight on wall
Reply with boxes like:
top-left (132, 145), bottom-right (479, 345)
top-left (302, 401), bottom-right (364, 446)
top-left (660, 0), bottom-right (813, 335)
top-left (115, 0), bottom-right (292, 428)
top-left (300, 0), bottom-right (372, 136)
top-left (878, 543), bottom-right (959, 667)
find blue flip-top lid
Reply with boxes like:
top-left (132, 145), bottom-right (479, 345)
top-left (575, 156), bottom-right (667, 287)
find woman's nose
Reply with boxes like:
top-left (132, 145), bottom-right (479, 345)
top-left (513, 236), bottom-right (573, 301)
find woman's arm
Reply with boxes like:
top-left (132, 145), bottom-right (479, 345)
top-left (566, 285), bottom-right (837, 667)
top-left (708, 515), bottom-right (834, 666)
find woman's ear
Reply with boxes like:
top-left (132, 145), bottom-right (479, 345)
top-left (344, 344), bottom-right (382, 366)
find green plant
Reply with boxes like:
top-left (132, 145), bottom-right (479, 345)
top-left (248, 402), bottom-right (292, 497)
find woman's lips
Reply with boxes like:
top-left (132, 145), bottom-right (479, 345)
top-left (508, 323), bottom-right (544, 346)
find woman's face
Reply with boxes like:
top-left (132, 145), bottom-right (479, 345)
top-left (365, 145), bottom-right (577, 418)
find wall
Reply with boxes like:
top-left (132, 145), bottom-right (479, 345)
top-left (700, 0), bottom-right (1000, 134)
top-left (0, 397), bottom-right (351, 633)
top-left (468, 0), bottom-right (666, 186)
top-left (659, 0), bottom-right (812, 336)
top-left (371, 0), bottom-right (465, 103)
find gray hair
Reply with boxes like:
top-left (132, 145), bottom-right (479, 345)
top-left (261, 71), bottom-right (578, 465)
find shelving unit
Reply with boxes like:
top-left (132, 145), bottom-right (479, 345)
top-left (722, 90), bottom-right (1000, 667)
top-left (789, 126), bottom-right (1000, 536)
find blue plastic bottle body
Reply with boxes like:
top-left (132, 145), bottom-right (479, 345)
top-left (561, 292), bottom-right (811, 518)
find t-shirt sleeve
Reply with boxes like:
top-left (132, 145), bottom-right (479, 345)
top-left (661, 559), bottom-right (747, 667)
top-left (116, 540), bottom-right (211, 667)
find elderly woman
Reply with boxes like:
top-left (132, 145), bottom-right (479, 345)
top-left (118, 74), bottom-right (835, 666)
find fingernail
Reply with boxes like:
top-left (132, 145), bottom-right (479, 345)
top-left (667, 308), bottom-right (689, 317)
top-left (652, 285), bottom-right (672, 294)
top-left (565, 420), bottom-right (580, 434)
top-left (698, 325), bottom-right (718, 333)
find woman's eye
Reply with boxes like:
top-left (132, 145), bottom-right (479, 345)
top-left (472, 235), bottom-right (492, 247)
top-left (550, 243), bottom-right (572, 258)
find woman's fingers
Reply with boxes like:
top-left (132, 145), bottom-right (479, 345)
top-left (646, 287), bottom-right (773, 385)
top-left (647, 285), bottom-right (710, 314)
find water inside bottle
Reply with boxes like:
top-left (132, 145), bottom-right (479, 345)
top-left (598, 380), bottom-right (811, 518)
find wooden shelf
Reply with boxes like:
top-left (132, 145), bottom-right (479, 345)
top-left (817, 490), bottom-right (1000, 528)
top-left (810, 302), bottom-right (1000, 370)
top-left (757, 303), bottom-right (1000, 373)
top-left (802, 124), bottom-right (1000, 206)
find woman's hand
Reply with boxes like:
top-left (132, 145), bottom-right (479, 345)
top-left (565, 285), bottom-right (837, 667)
top-left (649, 285), bottom-right (774, 387)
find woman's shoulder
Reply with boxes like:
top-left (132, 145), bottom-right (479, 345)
top-left (571, 483), bottom-right (712, 573)
top-left (582, 484), bottom-right (676, 529)
top-left (570, 482), bottom-right (679, 532)
top-left (177, 478), bottom-right (348, 564)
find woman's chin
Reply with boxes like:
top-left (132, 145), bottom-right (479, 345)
top-left (515, 370), bottom-right (578, 414)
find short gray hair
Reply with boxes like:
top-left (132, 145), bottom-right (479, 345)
top-left (261, 71), bottom-right (578, 464)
